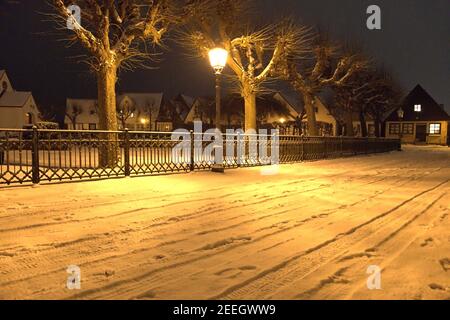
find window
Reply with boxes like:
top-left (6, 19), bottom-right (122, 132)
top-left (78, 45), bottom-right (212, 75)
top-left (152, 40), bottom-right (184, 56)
top-left (89, 123), bottom-right (97, 130)
top-left (314, 107), bottom-right (319, 113)
top-left (402, 123), bottom-right (414, 135)
top-left (414, 104), bottom-right (422, 112)
top-left (389, 123), bottom-right (400, 135)
top-left (429, 123), bottom-right (441, 135)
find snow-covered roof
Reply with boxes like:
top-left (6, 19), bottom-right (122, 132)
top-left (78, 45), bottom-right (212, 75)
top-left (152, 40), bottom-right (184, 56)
top-left (0, 91), bottom-right (32, 108)
top-left (66, 98), bottom-right (98, 112)
top-left (117, 93), bottom-right (163, 108)
top-left (117, 93), bottom-right (164, 121)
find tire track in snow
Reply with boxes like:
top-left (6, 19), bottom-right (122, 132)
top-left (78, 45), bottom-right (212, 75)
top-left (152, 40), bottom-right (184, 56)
top-left (210, 178), bottom-right (450, 299)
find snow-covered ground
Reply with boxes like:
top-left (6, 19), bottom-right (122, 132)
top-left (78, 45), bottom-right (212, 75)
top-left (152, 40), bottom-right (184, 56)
top-left (0, 145), bottom-right (449, 300)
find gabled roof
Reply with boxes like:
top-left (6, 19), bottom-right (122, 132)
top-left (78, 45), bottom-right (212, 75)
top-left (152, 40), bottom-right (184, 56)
top-left (180, 94), bottom-right (194, 108)
top-left (385, 84), bottom-right (450, 122)
top-left (117, 93), bottom-right (164, 121)
top-left (0, 70), bottom-right (5, 79)
top-left (223, 93), bottom-right (299, 121)
top-left (117, 93), bottom-right (163, 108)
top-left (171, 94), bottom-right (194, 121)
top-left (0, 91), bottom-right (32, 107)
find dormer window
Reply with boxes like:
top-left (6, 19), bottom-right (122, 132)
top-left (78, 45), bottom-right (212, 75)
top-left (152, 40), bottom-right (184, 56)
top-left (414, 104), bottom-right (422, 112)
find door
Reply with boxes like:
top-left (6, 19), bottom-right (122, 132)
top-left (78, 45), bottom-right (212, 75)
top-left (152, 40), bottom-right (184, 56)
top-left (415, 124), bottom-right (427, 143)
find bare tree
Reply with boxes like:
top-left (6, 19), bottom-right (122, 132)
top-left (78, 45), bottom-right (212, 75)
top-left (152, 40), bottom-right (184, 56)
top-left (50, 0), bottom-right (197, 164)
top-left (117, 100), bottom-right (136, 129)
top-left (332, 68), bottom-right (400, 137)
top-left (182, 0), bottom-right (311, 130)
top-left (363, 70), bottom-right (402, 137)
top-left (65, 104), bottom-right (82, 129)
top-left (281, 36), bottom-right (368, 136)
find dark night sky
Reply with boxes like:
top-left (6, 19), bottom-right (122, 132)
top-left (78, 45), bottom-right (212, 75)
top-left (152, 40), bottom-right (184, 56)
top-left (0, 0), bottom-right (449, 118)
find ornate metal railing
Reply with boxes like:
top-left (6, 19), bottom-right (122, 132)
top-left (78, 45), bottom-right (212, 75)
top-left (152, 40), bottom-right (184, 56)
top-left (0, 128), bottom-right (400, 186)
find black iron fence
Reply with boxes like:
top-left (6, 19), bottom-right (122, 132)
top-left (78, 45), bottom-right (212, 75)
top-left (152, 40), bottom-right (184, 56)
top-left (0, 128), bottom-right (400, 186)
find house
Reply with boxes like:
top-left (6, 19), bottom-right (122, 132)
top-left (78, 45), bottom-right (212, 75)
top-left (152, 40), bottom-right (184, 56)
top-left (301, 97), bottom-right (338, 136)
top-left (65, 98), bottom-right (98, 130)
top-left (64, 93), bottom-right (179, 132)
top-left (184, 92), bottom-right (300, 132)
top-left (184, 97), bottom-right (215, 127)
top-left (171, 94), bottom-right (194, 125)
top-left (117, 93), bottom-right (178, 131)
top-left (384, 85), bottom-right (449, 145)
top-left (350, 112), bottom-right (378, 137)
top-left (0, 70), bottom-right (41, 129)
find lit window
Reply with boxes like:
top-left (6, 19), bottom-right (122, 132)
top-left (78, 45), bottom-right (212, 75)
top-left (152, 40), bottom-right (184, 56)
top-left (389, 123), bottom-right (400, 135)
top-left (402, 123), bottom-right (414, 135)
top-left (414, 104), bottom-right (422, 112)
top-left (429, 123), bottom-right (441, 135)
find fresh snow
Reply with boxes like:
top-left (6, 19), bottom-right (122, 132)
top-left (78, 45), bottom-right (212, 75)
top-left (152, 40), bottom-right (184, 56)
top-left (0, 145), bottom-right (449, 300)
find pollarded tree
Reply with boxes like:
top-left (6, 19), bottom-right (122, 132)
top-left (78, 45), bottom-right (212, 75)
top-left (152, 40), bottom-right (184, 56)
top-left (117, 100), bottom-right (136, 129)
top-left (50, 0), bottom-right (201, 165)
top-left (281, 36), bottom-right (369, 136)
top-left (182, 0), bottom-right (311, 131)
top-left (361, 70), bottom-right (402, 137)
top-left (332, 68), bottom-right (400, 137)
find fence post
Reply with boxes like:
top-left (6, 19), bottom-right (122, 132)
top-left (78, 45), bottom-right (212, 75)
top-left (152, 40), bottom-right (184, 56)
top-left (340, 136), bottom-right (344, 157)
top-left (324, 137), bottom-right (328, 159)
top-left (31, 126), bottom-right (40, 184)
top-left (237, 132), bottom-right (241, 168)
top-left (301, 135), bottom-right (305, 161)
top-left (124, 129), bottom-right (130, 177)
top-left (190, 130), bottom-right (195, 171)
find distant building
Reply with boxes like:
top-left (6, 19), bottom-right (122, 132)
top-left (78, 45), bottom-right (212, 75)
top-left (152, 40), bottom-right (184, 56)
top-left (64, 93), bottom-right (178, 132)
top-left (184, 92), bottom-right (300, 133)
top-left (349, 112), bottom-right (377, 137)
top-left (384, 85), bottom-right (449, 145)
top-left (0, 70), bottom-right (40, 129)
top-left (171, 94), bottom-right (194, 126)
top-left (65, 98), bottom-right (98, 130)
top-left (184, 97), bottom-right (215, 126)
top-left (302, 97), bottom-right (338, 136)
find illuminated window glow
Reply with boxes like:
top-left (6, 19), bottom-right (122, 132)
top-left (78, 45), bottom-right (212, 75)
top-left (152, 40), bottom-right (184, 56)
top-left (429, 123), bottom-right (441, 134)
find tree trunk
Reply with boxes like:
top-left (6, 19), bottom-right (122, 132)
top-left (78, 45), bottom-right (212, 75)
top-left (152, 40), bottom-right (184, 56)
top-left (303, 94), bottom-right (318, 136)
top-left (344, 111), bottom-right (354, 137)
top-left (374, 115), bottom-right (381, 137)
top-left (359, 107), bottom-right (368, 137)
top-left (244, 92), bottom-right (257, 132)
top-left (97, 64), bottom-right (119, 167)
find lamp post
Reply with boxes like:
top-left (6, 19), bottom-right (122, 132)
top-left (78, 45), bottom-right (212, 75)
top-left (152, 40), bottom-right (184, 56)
top-left (208, 47), bottom-right (228, 173)
top-left (397, 107), bottom-right (404, 150)
top-left (208, 48), bottom-right (228, 131)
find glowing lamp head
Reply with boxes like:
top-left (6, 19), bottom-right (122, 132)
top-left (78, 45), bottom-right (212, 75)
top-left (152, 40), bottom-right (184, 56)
top-left (397, 107), bottom-right (404, 120)
top-left (279, 117), bottom-right (286, 124)
top-left (140, 118), bottom-right (147, 125)
top-left (208, 48), bottom-right (228, 74)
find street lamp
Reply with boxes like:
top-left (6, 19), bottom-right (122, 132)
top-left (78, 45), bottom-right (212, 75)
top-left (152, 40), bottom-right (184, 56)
top-left (209, 47), bottom-right (228, 173)
top-left (140, 118), bottom-right (147, 131)
top-left (209, 47), bottom-right (228, 131)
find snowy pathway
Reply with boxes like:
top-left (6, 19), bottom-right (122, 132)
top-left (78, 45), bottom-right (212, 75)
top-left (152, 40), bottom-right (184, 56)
top-left (0, 145), bottom-right (449, 300)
